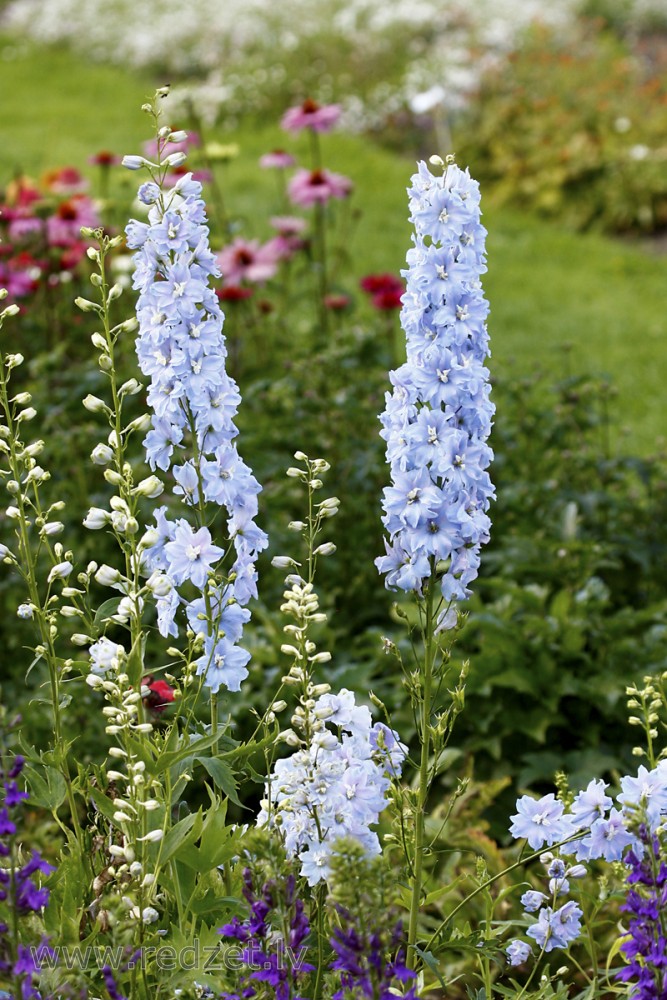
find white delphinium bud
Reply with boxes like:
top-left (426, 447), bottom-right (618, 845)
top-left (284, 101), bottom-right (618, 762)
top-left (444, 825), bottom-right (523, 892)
top-left (164, 152), bottom-right (187, 168)
top-left (146, 571), bottom-right (172, 598)
top-left (91, 444), bottom-right (114, 465)
top-left (0, 544), bottom-right (13, 560)
top-left (82, 394), bottom-right (108, 413)
top-left (313, 542), bottom-right (336, 556)
top-left (309, 652), bottom-right (332, 664)
top-left (142, 906), bottom-right (159, 924)
top-left (138, 830), bottom-right (163, 843)
top-left (17, 407), bottom-right (36, 422)
top-left (25, 466), bottom-right (49, 485)
top-left (95, 564), bottom-right (121, 587)
top-left (60, 606), bottom-right (81, 619)
top-left (139, 528), bottom-right (159, 549)
top-left (41, 521), bottom-right (64, 537)
top-left (119, 378), bottom-right (142, 396)
top-left (47, 561), bottom-right (73, 583)
top-left (125, 413), bottom-right (152, 433)
top-left (108, 845), bottom-right (126, 859)
top-left (17, 603), bottom-right (35, 619)
top-left (272, 556), bottom-right (299, 569)
top-left (129, 861), bottom-right (142, 877)
top-left (288, 521), bottom-right (306, 532)
top-left (141, 873), bottom-right (155, 888)
top-left (6, 506), bottom-right (21, 520)
top-left (133, 475), bottom-right (163, 498)
top-left (72, 633), bottom-right (94, 646)
top-left (83, 507), bottom-right (110, 529)
top-left (104, 469), bottom-right (124, 486)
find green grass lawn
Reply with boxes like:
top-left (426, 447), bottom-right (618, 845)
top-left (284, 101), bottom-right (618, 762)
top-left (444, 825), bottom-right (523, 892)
top-left (0, 34), bottom-right (664, 453)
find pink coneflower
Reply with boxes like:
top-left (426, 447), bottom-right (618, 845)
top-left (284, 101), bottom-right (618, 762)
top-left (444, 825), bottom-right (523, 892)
top-left (259, 149), bottom-right (296, 169)
top-left (217, 237), bottom-right (283, 285)
top-left (281, 98), bottom-right (341, 133)
top-left (268, 216), bottom-right (308, 258)
top-left (7, 213), bottom-right (44, 242)
top-left (288, 168), bottom-right (352, 207)
top-left (270, 215), bottom-right (308, 235)
top-left (46, 196), bottom-right (101, 246)
top-left (42, 167), bottom-right (88, 195)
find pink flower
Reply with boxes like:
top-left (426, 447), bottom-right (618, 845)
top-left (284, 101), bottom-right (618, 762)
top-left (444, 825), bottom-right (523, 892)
top-left (42, 166), bottom-right (88, 195)
top-left (259, 149), bottom-right (296, 169)
top-left (8, 214), bottom-right (44, 242)
top-left (281, 99), bottom-right (341, 133)
top-left (217, 238), bottom-right (283, 285)
top-left (46, 196), bottom-right (101, 246)
top-left (288, 168), bottom-right (352, 207)
top-left (270, 215), bottom-right (308, 235)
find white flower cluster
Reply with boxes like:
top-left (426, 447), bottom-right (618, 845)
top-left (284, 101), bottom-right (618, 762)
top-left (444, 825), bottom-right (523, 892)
top-left (258, 688), bottom-right (406, 885)
top-left (1, 0), bottom-right (611, 127)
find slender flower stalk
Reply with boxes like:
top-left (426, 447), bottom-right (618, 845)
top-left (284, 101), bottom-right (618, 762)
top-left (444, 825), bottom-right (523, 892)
top-left (376, 155), bottom-right (494, 967)
top-left (122, 94), bottom-right (268, 702)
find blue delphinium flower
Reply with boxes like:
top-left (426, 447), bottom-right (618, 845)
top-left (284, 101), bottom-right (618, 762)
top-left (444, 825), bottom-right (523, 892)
top-left (509, 793), bottom-right (574, 851)
top-left (506, 939), bottom-right (532, 966)
top-left (124, 144), bottom-right (268, 693)
top-left (526, 900), bottom-right (583, 953)
top-left (257, 689), bottom-right (407, 884)
top-left (376, 157), bottom-right (494, 606)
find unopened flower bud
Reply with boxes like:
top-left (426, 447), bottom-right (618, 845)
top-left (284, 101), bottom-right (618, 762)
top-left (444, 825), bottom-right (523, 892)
top-left (134, 476), bottom-right (163, 498)
top-left (48, 561), bottom-right (73, 583)
top-left (75, 297), bottom-right (100, 313)
top-left (91, 444), bottom-right (114, 465)
top-left (96, 564), bottom-right (121, 587)
top-left (83, 394), bottom-right (108, 414)
top-left (83, 507), bottom-right (110, 529)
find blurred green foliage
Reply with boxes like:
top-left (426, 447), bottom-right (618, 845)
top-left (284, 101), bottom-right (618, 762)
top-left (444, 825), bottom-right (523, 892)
top-left (458, 23), bottom-right (667, 233)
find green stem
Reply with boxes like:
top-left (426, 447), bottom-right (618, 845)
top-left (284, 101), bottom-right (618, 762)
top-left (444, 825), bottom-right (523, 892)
top-left (424, 833), bottom-right (586, 954)
top-left (407, 573), bottom-right (436, 968)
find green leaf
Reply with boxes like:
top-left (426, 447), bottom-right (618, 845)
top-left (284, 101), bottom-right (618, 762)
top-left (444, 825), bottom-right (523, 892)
top-left (89, 786), bottom-right (120, 822)
top-left (154, 732), bottom-right (220, 773)
top-left (126, 631), bottom-right (145, 689)
top-left (413, 947), bottom-right (448, 991)
top-left (160, 810), bottom-right (202, 865)
top-left (93, 597), bottom-right (122, 624)
top-left (197, 757), bottom-right (243, 807)
top-left (24, 764), bottom-right (67, 811)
